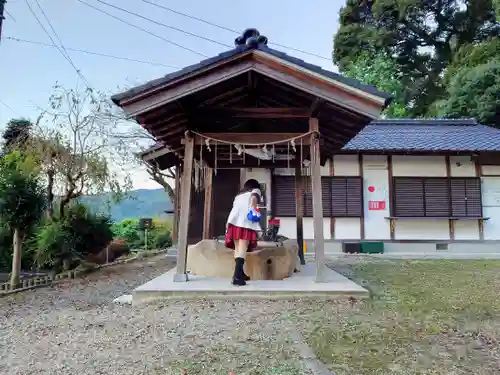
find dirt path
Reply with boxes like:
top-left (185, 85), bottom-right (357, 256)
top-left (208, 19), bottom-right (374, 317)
top-left (0, 254), bottom-right (324, 375)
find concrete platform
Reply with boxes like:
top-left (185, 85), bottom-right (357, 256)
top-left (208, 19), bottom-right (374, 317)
top-left (132, 262), bottom-right (369, 305)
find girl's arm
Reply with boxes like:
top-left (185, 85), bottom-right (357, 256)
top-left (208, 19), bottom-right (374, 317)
top-left (250, 193), bottom-right (260, 209)
top-left (250, 189), bottom-right (261, 209)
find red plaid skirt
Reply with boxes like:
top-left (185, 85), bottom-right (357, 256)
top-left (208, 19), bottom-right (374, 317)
top-left (224, 224), bottom-right (258, 252)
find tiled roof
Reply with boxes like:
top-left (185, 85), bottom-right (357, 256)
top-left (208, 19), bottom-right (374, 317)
top-left (343, 119), bottom-right (500, 152)
top-left (111, 43), bottom-right (391, 105)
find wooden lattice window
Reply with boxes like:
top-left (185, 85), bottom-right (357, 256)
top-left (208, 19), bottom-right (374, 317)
top-left (273, 175), bottom-right (363, 217)
top-left (393, 177), bottom-right (483, 217)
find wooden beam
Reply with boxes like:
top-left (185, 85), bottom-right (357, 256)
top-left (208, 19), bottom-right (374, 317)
top-left (387, 155), bottom-right (395, 240)
top-left (172, 166), bottom-right (181, 244)
top-left (359, 154), bottom-right (365, 240)
top-left (475, 159), bottom-right (485, 241)
top-left (174, 134), bottom-right (195, 282)
top-left (202, 167), bottom-right (213, 239)
top-left (252, 59), bottom-right (383, 118)
top-left (195, 107), bottom-right (311, 119)
top-left (329, 158), bottom-right (335, 240)
top-left (121, 60), bottom-right (255, 117)
top-left (183, 132), bottom-right (312, 145)
top-left (198, 86), bottom-right (247, 108)
top-left (309, 98), bottom-right (325, 117)
top-left (309, 117), bottom-right (326, 282)
top-left (445, 156), bottom-right (454, 241)
top-left (295, 166), bottom-right (305, 265)
top-left (141, 146), bottom-right (171, 162)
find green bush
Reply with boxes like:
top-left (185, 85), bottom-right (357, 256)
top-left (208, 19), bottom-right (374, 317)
top-left (29, 219), bottom-right (71, 271)
top-left (111, 217), bottom-right (172, 250)
top-left (31, 203), bottom-right (113, 271)
top-left (0, 220), bottom-right (12, 272)
top-left (111, 218), bottom-right (141, 247)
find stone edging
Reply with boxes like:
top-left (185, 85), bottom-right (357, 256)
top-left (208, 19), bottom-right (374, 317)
top-left (0, 249), bottom-right (167, 296)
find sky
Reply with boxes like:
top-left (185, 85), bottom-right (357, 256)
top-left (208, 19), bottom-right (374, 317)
top-left (0, 0), bottom-right (343, 189)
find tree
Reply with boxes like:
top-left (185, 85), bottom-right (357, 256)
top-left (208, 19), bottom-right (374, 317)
top-left (38, 84), bottom-right (133, 217)
top-left (0, 151), bottom-right (46, 287)
top-left (333, 0), bottom-right (500, 117)
top-left (110, 117), bottom-right (177, 202)
top-left (438, 60), bottom-right (500, 128)
top-left (342, 51), bottom-right (409, 117)
top-left (444, 37), bottom-right (500, 84)
top-left (2, 118), bottom-right (33, 151)
top-left (145, 160), bottom-right (176, 202)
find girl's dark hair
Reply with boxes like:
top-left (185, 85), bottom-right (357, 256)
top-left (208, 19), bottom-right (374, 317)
top-left (243, 178), bottom-right (260, 192)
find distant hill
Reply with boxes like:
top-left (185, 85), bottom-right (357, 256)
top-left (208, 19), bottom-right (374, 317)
top-left (81, 188), bottom-right (173, 222)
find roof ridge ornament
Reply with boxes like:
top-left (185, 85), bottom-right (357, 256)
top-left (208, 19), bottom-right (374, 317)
top-left (234, 28), bottom-right (268, 47)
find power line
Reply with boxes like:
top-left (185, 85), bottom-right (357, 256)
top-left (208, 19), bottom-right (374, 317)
top-left (141, 0), bottom-right (236, 34)
top-left (5, 36), bottom-right (179, 68)
top-left (5, 8), bottom-right (15, 22)
top-left (0, 99), bottom-right (18, 116)
top-left (77, 0), bottom-right (208, 58)
top-left (94, 0), bottom-right (232, 48)
top-left (34, 0), bottom-right (72, 64)
top-left (25, 0), bottom-right (91, 87)
top-left (140, 0), bottom-right (332, 61)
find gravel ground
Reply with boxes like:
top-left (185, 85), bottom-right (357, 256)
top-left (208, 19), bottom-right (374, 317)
top-left (0, 255), bottom-right (317, 375)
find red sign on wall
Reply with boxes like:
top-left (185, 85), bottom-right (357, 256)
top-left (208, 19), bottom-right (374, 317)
top-left (368, 200), bottom-right (386, 210)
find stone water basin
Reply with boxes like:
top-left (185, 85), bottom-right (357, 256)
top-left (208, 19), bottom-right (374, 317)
top-left (186, 239), bottom-right (298, 280)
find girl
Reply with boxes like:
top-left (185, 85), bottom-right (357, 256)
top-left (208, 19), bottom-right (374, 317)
top-left (225, 178), bottom-right (262, 286)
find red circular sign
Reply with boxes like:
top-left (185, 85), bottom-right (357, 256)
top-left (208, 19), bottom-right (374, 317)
top-left (368, 186), bottom-right (375, 193)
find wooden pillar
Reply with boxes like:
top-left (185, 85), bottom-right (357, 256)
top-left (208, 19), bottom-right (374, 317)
top-left (387, 155), bottom-right (395, 240)
top-left (445, 156), bottom-right (454, 240)
top-left (202, 167), bottom-right (213, 239)
top-left (174, 133), bottom-right (194, 282)
top-left (172, 165), bottom-right (181, 244)
top-left (295, 166), bottom-right (305, 265)
top-left (309, 117), bottom-right (326, 282)
top-left (359, 154), bottom-right (365, 240)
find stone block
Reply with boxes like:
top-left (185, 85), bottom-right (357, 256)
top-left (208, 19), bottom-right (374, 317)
top-left (186, 239), bottom-right (298, 280)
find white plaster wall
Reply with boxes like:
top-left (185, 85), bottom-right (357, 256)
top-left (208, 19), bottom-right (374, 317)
top-left (274, 161), bottom-right (331, 177)
top-left (454, 221), bottom-right (479, 240)
top-left (482, 165), bottom-right (500, 176)
top-left (449, 156), bottom-right (476, 177)
top-left (276, 217), bottom-right (331, 239)
top-left (392, 155), bottom-right (447, 177)
top-left (335, 218), bottom-right (361, 239)
top-left (395, 220), bottom-right (450, 240)
top-left (265, 156), bottom-right (500, 242)
top-left (333, 155), bottom-right (359, 176)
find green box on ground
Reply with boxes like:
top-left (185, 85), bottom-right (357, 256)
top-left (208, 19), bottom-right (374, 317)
top-left (360, 242), bottom-right (384, 254)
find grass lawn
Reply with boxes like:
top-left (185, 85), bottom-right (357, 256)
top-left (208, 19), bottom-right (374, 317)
top-left (299, 259), bottom-right (500, 375)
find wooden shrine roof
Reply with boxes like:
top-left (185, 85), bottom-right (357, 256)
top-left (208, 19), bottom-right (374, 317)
top-left (112, 29), bottom-right (392, 168)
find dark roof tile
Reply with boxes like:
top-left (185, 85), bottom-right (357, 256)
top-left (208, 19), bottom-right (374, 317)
top-left (343, 119), bottom-right (500, 152)
top-left (111, 44), bottom-right (391, 105)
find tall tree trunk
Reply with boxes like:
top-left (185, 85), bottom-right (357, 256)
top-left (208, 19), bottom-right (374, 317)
top-left (59, 192), bottom-right (73, 218)
top-left (46, 169), bottom-right (55, 219)
top-left (10, 228), bottom-right (22, 289)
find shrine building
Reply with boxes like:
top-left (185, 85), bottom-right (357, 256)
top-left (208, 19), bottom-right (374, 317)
top-left (117, 29), bottom-right (500, 259)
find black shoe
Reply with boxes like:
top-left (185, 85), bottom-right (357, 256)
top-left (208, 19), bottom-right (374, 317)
top-left (232, 257), bottom-right (247, 286)
top-left (242, 271), bottom-right (250, 281)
